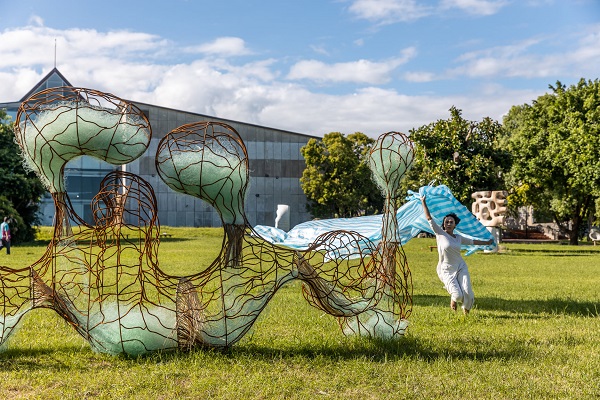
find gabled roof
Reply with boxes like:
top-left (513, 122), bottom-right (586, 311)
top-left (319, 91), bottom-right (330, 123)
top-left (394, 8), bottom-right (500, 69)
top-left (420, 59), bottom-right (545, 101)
top-left (20, 67), bottom-right (74, 102)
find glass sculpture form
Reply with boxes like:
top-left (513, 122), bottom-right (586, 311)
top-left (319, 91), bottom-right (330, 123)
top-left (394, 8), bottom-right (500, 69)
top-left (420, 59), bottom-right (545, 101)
top-left (0, 87), bottom-right (414, 355)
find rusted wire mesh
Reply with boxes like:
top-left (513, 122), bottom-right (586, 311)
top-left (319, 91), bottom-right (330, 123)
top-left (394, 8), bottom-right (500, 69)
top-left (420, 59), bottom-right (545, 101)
top-left (13, 87), bottom-right (151, 238)
top-left (0, 88), bottom-right (414, 355)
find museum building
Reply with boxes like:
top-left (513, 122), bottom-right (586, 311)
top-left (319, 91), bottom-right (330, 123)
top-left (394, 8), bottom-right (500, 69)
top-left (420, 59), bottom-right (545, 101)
top-left (0, 68), bottom-right (319, 229)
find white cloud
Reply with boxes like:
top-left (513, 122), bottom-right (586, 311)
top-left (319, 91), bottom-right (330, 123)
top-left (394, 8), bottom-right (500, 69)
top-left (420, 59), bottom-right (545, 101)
top-left (310, 44), bottom-right (330, 56)
top-left (449, 28), bottom-right (600, 79)
top-left (347, 0), bottom-right (506, 24)
top-left (185, 37), bottom-right (252, 57)
top-left (0, 25), bottom-right (174, 100)
top-left (439, 0), bottom-right (508, 16)
top-left (28, 15), bottom-right (44, 27)
top-left (250, 85), bottom-right (539, 136)
top-left (287, 47), bottom-right (416, 84)
top-left (571, 25), bottom-right (600, 63)
top-left (403, 71), bottom-right (436, 82)
top-left (348, 0), bottom-right (433, 24)
top-left (0, 68), bottom-right (45, 100)
top-left (0, 26), bottom-right (169, 69)
top-left (0, 23), bottom-right (585, 139)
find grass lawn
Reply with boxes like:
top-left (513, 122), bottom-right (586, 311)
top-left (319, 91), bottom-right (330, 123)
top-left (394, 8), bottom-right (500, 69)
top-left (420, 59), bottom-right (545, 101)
top-left (1, 227), bottom-right (600, 399)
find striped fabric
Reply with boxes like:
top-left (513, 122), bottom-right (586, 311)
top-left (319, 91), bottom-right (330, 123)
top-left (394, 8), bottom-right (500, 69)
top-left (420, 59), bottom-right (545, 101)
top-left (408, 185), bottom-right (495, 255)
top-left (253, 185), bottom-right (495, 255)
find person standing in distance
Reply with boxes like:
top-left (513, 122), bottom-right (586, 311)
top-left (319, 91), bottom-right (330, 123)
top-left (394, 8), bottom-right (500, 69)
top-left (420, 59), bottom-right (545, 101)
top-left (1, 217), bottom-right (11, 255)
top-left (421, 195), bottom-right (493, 314)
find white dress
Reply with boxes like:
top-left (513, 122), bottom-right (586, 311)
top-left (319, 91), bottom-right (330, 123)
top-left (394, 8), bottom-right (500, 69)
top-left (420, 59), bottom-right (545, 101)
top-left (429, 219), bottom-right (475, 310)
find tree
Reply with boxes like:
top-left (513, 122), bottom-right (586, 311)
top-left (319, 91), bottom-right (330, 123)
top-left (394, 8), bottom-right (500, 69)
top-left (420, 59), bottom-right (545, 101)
top-left (0, 110), bottom-right (46, 242)
top-left (501, 78), bottom-right (600, 245)
top-left (300, 132), bottom-right (383, 218)
top-left (400, 107), bottom-right (510, 206)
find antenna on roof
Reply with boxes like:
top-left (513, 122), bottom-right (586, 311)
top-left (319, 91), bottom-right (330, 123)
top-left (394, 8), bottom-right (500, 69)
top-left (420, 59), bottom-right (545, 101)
top-left (54, 38), bottom-right (57, 68)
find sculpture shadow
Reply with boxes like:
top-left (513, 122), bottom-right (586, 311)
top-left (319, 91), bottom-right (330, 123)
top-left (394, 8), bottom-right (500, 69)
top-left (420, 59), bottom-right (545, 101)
top-left (0, 333), bottom-right (532, 370)
top-left (500, 247), bottom-right (600, 256)
top-left (228, 334), bottom-right (531, 363)
top-left (5, 291), bottom-right (589, 367)
top-left (414, 294), bottom-right (600, 317)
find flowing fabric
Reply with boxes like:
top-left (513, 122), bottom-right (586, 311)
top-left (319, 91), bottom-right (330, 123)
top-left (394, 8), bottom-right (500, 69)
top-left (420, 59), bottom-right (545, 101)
top-left (254, 185), bottom-right (495, 256)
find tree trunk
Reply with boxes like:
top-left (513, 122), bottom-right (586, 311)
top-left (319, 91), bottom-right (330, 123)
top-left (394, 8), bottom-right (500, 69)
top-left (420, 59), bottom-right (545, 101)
top-left (569, 214), bottom-right (581, 246)
top-left (569, 197), bottom-right (591, 246)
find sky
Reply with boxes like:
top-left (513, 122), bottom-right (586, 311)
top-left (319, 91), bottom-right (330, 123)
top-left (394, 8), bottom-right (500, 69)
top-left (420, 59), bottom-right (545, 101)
top-left (0, 0), bottom-right (599, 138)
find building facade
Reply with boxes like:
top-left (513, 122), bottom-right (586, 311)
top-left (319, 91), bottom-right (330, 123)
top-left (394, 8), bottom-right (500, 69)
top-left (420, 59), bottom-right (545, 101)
top-left (0, 68), bottom-right (318, 229)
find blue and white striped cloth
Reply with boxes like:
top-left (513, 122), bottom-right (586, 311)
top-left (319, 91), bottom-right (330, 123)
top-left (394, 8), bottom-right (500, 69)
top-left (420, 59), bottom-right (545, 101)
top-left (407, 185), bottom-right (495, 254)
top-left (253, 185), bottom-right (495, 255)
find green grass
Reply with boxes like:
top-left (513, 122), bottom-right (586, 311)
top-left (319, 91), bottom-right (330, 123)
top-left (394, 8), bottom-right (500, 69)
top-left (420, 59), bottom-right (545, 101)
top-left (1, 228), bottom-right (600, 399)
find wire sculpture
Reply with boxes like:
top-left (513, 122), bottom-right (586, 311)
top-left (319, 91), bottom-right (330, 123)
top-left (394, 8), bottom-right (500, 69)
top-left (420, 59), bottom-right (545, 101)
top-left (14, 87), bottom-right (151, 238)
top-left (0, 87), bottom-right (414, 355)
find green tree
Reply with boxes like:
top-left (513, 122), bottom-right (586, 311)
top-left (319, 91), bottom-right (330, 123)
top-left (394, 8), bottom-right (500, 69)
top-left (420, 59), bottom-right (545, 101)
top-left (0, 110), bottom-right (46, 242)
top-left (400, 107), bottom-right (510, 205)
top-left (300, 132), bottom-right (383, 218)
top-left (501, 78), bottom-right (600, 245)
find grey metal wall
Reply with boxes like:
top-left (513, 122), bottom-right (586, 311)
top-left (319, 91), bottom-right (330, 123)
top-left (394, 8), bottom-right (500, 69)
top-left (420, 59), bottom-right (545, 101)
top-left (2, 69), bottom-right (318, 229)
top-left (10, 99), bottom-right (317, 229)
top-left (130, 102), bottom-right (317, 229)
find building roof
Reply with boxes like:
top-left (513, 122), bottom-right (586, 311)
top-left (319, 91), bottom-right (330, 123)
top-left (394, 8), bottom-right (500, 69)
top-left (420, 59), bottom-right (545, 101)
top-left (19, 67), bottom-right (74, 102)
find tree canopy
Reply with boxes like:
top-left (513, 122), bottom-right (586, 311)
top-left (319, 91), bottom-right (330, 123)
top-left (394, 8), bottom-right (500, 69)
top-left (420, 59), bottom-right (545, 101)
top-left (501, 78), bottom-right (600, 245)
top-left (300, 132), bottom-right (383, 218)
top-left (0, 110), bottom-right (46, 242)
top-left (400, 107), bottom-right (510, 205)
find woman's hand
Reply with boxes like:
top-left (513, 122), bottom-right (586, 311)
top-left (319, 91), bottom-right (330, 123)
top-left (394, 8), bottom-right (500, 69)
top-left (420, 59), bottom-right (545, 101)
top-left (421, 195), bottom-right (432, 221)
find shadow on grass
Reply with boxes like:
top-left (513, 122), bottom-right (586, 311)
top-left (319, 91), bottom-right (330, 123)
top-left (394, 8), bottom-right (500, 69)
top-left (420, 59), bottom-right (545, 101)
top-left (415, 294), bottom-right (600, 317)
top-left (20, 236), bottom-right (193, 248)
top-left (18, 240), bottom-right (51, 247)
top-left (0, 334), bottom-right (531, 370)
top-left (500, 252), bottom-right (598, 257)
top-left (228, 335), bottom-right (531, 363)
top-left (501, 247), bottom-right (600, 255)
top-left (0, 344), bottom-right (99, 371)
top-left (1, 296), bottom-right (596, 368)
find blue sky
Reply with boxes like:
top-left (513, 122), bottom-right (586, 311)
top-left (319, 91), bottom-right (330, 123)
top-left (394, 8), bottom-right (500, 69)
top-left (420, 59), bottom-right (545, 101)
top-left (1, 0), bottom-right (599, 137)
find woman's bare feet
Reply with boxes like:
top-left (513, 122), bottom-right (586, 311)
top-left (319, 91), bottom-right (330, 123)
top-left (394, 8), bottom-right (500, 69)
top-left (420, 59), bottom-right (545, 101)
top-left (463, 308), bottom-right (470, 315)
top-left (450, 300), bottom-right (457, 312)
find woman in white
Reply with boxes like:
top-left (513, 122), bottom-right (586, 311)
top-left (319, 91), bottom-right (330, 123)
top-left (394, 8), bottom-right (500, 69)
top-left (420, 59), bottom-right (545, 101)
top-left (421, 195), bottom-right (493, 314)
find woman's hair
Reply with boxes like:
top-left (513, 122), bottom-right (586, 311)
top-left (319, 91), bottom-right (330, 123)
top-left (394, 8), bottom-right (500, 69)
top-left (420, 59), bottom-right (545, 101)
top-left (442, 213), bottom-right (460, 231)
